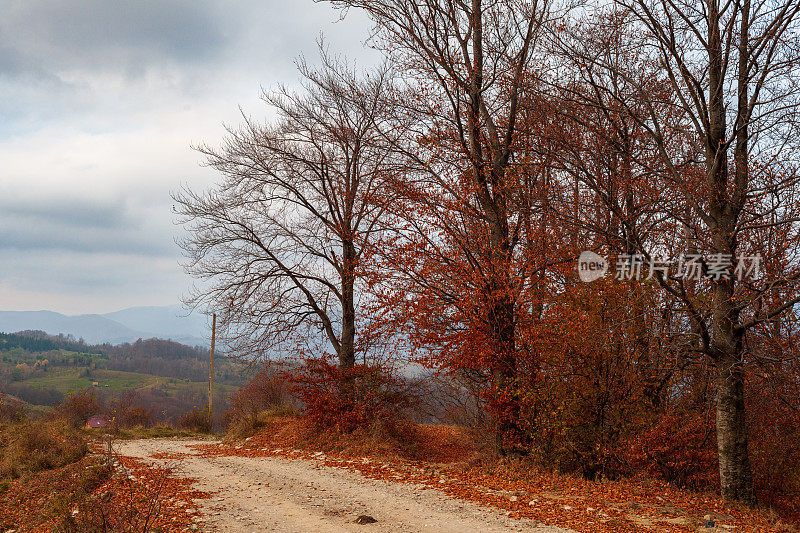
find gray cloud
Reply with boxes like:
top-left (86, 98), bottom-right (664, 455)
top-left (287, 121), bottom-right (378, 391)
top-left (0, 250), bottom-right (188, 316)
top-left (0, 1), bottom-right (228, 76)
top-left (0, 0), bottom-right (377, 314)
top-left (0, 251), bottom-right (162, 289)
top-left (0, 197), bottom-right (131, 229)
top-left (0, 223), bottom-right (173, 256)
top-left (0, 196), bottom-right (173, 256)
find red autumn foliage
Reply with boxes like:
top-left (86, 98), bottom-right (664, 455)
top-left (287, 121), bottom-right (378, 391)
top-left (623, 408), bottom-right (718, 490)
top-left (746, 375), bottom-right (800, 514)
top-left (287, 358), bottom-right (409, 433)
top-left (64, 455), bottom-right (209, 533)
top-left (0, 451), bottom-right (208, 532)
top-left (171, 0), bottom-right (800, 510)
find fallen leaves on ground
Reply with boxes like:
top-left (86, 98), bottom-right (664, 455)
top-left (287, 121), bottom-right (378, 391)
top-left (0, 444), bottom-right (210, 532)
top-left (189, 416), bottom-right (796, 533)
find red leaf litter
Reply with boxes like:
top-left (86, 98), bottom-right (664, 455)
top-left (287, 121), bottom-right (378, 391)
top-left (0, 444), bottom-right (211, 532)
top-left (6, 416), bottom-right (788, 532)
top-left (187, 416), bottom-right (796, 533)
top-left (95, 454), bottom-right (212, 531)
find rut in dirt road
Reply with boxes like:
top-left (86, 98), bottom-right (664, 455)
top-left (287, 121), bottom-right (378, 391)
top-left (116, 439), bottom-right (576, 533)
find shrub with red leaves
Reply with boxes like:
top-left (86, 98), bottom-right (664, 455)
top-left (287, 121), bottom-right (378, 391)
top-left (619, 378), bottom-right (800, 514)
top-left (622, 408), bottom-right (718, 490)
top-left (288, 359), bottom-right (409, 433)
top-left (747, 380), bottom-right (800, 510)
top-left (225, 366), bottom-right (290, 423)
top-left (55, 389), bottom-right (102, 428)
top-left (106, 390), bottom-right (154, 429)
top-left (117, 405), bottom-right (154, 428)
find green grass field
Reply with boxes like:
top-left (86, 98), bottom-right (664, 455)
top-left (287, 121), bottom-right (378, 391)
top-left (23, 368), bottom-right (161, 393)
top-left (2, 364), bottom-right (238, 407)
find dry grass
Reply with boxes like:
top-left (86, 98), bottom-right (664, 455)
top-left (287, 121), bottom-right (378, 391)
top-left (224, 404), bottom-right (298, 441)
top-left (0, 394), bottom-right (26, 424)
top-left (0, 419), bottom-right (88, 480)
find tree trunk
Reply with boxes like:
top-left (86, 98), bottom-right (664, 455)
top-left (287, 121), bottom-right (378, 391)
top-left (337, 238), bottom-right (357, 400)
top-left (491, 294), bottom-right (523, 454)
top-left (716, 352), bottom-right (755, 504)
top-left (705, 0), bottom-right (755, 503)
top-left (340, 240), bottom-right (357, 370)
top-left (462, 0), bottom-right (523, 454)
top-left (340, 293), bottom-right (356, 369)
top-left (487, 206), bottom-right (523, 454)
top-left (708, 194), bottom-right (756, 505)
top-left (708, 232), bottom-right (753, 504)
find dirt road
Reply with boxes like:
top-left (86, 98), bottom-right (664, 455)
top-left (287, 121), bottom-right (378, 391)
top-left (116, 439), bottom-right (575, 533)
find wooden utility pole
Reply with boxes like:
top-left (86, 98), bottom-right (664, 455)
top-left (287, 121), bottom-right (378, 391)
top-left (208, 313), bottom-right (216, 431)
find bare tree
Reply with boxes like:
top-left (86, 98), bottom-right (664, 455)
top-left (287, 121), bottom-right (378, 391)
top-left (554, 0), bottom-right (800, 503)
top-left (174, 51), bottom-right (396, 372)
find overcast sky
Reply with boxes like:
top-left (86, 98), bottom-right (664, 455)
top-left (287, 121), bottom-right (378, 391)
top-left (0, 0), bottom-right (378, 315)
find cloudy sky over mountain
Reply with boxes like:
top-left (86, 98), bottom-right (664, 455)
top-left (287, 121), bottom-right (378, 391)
top-left (0, 0), bottom-right (377, 315)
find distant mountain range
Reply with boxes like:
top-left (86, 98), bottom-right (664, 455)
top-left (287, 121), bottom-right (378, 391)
top-left (0, 305), bottom-right (210, 346)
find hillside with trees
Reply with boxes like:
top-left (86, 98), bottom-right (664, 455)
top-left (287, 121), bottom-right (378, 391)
top-left (0, 331), bottom-right (245, 423)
